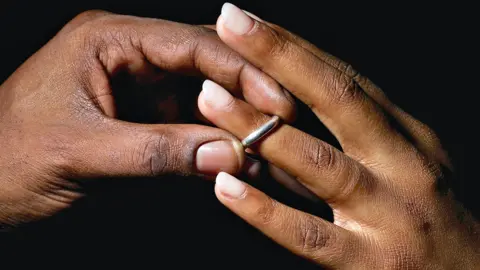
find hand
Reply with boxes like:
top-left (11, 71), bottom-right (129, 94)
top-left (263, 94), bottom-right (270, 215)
top-left (0, 10), bottom-right (296, 229)
top-left (198, 3), bottom-right (479, 269)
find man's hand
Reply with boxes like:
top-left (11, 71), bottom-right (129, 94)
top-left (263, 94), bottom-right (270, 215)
top-left (0, 10), bottom-right (296, 228)
top-left (198, 3), bottom-right (479, 269)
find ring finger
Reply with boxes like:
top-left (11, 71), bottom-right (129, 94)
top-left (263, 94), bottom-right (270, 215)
top-left (198, 80), bottom-right (373, 207)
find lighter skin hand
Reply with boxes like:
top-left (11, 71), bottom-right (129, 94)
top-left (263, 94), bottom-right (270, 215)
top-left (197, 3), bottom-right (479, 269)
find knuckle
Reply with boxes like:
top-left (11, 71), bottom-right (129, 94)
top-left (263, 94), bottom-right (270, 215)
top-left (72, 10), bottom-right (111, 24)
top-left (254, 197), bottom-right (278, 225)
top-left (184, 26), bottom-right (219, 68)
top-left (185, 25), bottom-right (213, 45)
top-left (98, 30), bottom-right (139, 70)
top-left (295, 217), bottom-right (334, 255)
top-left (188, 24), bottom-right (212, 37)
top-left (137, 133), bottom-right (170, 176)
top-left (191, 27), bottom-right (245, 71)
top-left (191, 29), bottom-right (246, 87)
top-left (62, 10), bottom-right (112, 35)
top-left (305, 140), bottom-right (369, 203)
top-left (331, 165), bottom-right (365, 203)
top-left (73, 16), bottom-right (143, 73)
top-left (306, 141), bottom-right (337, 174)
top-left (335, 61), bottom-right (360, 79)
top-left (268, 33), bottom-right (290, 59)
top-left (409, 154), bottom-right (446, 196)
top-left (70, 13), bottom-right (137, 51)
top-left (329, 70), bottom-right (363, 106)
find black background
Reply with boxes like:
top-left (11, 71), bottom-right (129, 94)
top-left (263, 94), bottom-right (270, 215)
top-left (0, 1), bottom-right (477, 269)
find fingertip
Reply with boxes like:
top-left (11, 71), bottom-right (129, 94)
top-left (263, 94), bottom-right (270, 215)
top-left (198, 79), bottom-right (241, 130)
top-left (201, 79), bottom-right (216, 92)
top-left (201, 79), bottom-right (235, 111)
top-left (215, 172), bottom-right (247, 200)
top-left (215, 12), bottom-right (227, 37)
top-left (220, 3), bottom-right (254, 36)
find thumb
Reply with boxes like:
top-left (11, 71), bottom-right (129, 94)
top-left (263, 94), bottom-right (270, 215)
top-left (69, 120), bottom-right (245, 179)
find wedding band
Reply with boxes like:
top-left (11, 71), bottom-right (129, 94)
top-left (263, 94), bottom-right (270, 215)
top-left (241, 115), bottom-right (281, 147)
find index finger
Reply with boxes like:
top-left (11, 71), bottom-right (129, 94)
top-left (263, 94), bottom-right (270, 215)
top-left (215, 3), bottom-right (413, 163)
top-left (71, 12), bottom-right (296, 122)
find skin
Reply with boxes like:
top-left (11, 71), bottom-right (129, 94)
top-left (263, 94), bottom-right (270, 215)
top-left (0, 10), bottom-right (296, 228)
top-left (0, 4), bottom-right (478, 269)
top-left (197, 3), bottom-right (479, 269)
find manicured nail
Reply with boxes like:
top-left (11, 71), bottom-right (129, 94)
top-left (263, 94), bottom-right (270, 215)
top-left (202, 80), bottom-right (233, 110)
top-left (221, 3), bottom-right (253, 35)
top-left (196, 141), bottom-right (242, 175)
top-left (216, 172), bottom-right (246, 199)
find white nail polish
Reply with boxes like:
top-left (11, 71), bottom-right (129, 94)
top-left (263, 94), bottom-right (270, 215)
top-left (216, 172), bottom-right (246, 199)
top-left (221, 3), bottom-right (253, 35)
top-left (202, 80), bottom-right (233, 110)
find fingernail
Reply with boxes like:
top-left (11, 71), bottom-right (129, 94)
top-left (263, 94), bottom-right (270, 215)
top-left (196, 141), bottom-right (242, 175)
top-left (202, 80), bottom-right (233, 110)
top-left (221, 3), bottom-right (253, 35)
top-left (243, 10), bottom-right (264, 22)
top-left (216, 172), bottom-right (246, 199)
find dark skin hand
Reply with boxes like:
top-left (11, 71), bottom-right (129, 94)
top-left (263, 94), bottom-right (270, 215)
top-left (1, 5), bottom-right (478, 269)
top-left (0, 10), bottom-right (296, 228)
top-left (198, 3), bottom-right (479, 269)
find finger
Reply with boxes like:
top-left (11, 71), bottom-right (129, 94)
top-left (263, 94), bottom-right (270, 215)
top-left (269, 164), bottom-right (319, 202)
top-left (68, 119), bottom-right (245, 179)
top-left (242, 154), bottom-right (262, 180)
top-left (199, 80), bottom-right (371, 205)
top-left (76, 13), bottom-right (296, 122)
top-left (382, 104), bottom-right (452, 168)
top-left (216, 3), bottom-right (413, 161)
top-left (353, 75), bottom-right (451, 168)
top-left (240, 152), bottom-right (318, 201)
top-left (214, 172), bottom-right (360, 269)
top-left (200, 10), bottom-right (253, 31)
top-left (256, 17), bottom-right (451, 168)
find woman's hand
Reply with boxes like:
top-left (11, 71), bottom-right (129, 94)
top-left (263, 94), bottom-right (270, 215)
top-left (198, 3), bottom-right (479, 269)
top-left (0, 10), bottom-right (296, 229)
